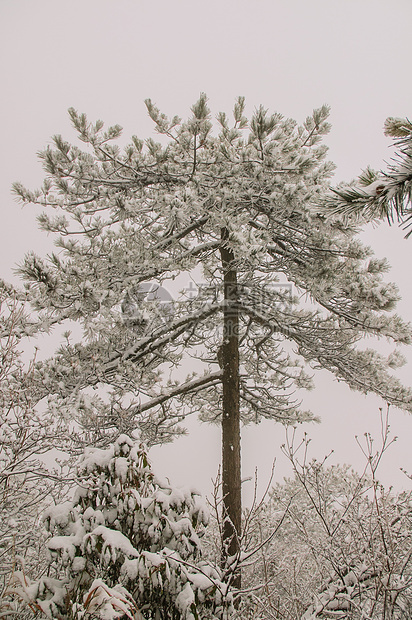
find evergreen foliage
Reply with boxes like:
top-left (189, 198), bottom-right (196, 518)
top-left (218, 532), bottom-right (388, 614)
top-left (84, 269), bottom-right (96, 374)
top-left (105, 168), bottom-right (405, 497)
top-left (15, 434), bottom-right (232, 619)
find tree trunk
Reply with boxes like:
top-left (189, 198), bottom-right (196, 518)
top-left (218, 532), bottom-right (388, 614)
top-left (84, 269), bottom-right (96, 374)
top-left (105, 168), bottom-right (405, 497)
top-left (219, 227), bottom-right (242, 591)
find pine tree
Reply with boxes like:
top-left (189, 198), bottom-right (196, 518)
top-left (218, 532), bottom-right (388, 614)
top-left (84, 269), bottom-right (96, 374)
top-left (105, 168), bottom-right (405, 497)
top-left (15, 434), bottom-right (232, 619)
top-left (10, 95), bottom-right (412, 588)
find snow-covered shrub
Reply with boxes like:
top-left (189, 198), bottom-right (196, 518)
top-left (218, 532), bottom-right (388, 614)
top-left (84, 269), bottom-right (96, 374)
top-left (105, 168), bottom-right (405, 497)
top-left (16, 434), bottom-right (232, 619)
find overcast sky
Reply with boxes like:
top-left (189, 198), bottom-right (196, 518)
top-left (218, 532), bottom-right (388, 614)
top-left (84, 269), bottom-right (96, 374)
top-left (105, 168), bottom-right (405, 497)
top-left (1, 0), bottom-right (412, 501)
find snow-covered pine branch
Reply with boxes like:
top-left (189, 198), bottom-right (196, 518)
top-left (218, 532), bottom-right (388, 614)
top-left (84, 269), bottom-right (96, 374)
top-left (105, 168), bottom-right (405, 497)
top-left (319, 116), bottom-right (412, 235)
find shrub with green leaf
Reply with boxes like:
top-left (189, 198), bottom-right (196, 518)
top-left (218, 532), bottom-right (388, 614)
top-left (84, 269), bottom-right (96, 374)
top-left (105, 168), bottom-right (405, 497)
top-left (15, 434), bottom-right (232, 619)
